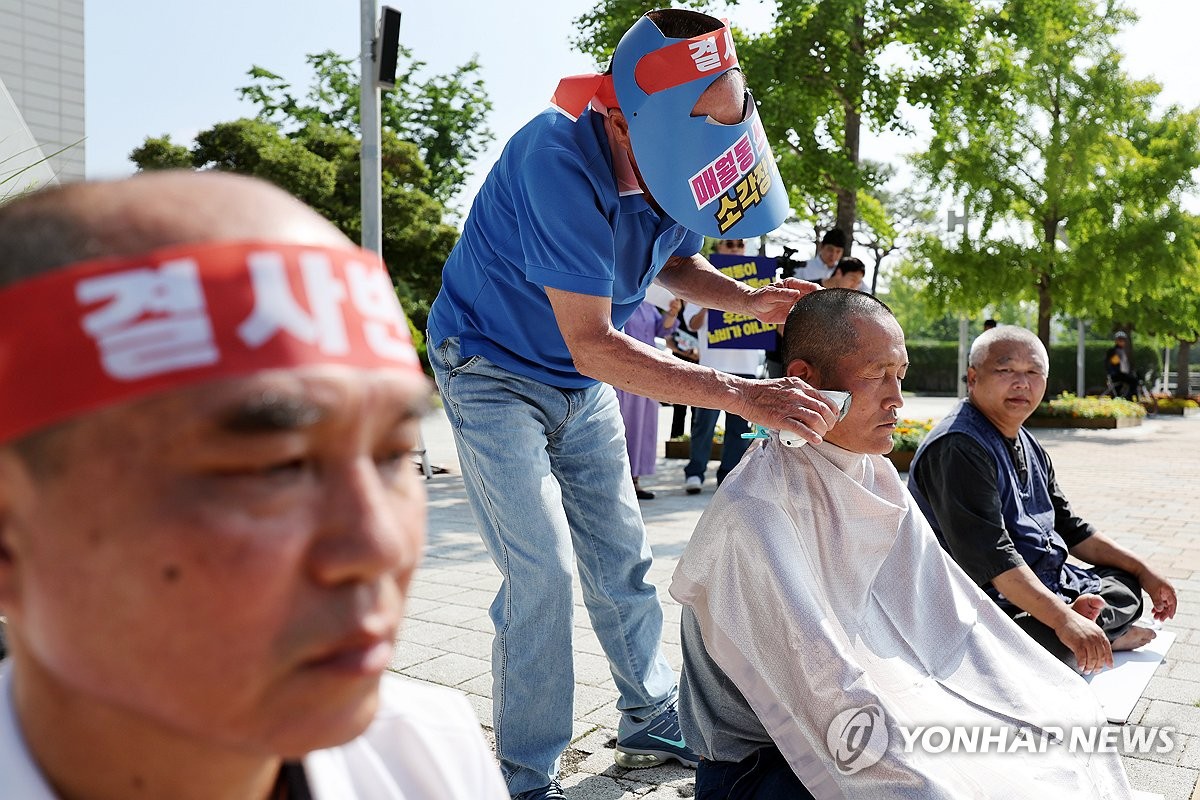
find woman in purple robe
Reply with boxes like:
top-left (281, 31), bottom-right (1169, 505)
top-left (616, 299), bottom-right (681, 499)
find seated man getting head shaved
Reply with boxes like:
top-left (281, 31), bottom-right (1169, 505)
top-left (670, 290), bottom-right (1131, 799)
top-left (0, 172), bottom-right (506, 799)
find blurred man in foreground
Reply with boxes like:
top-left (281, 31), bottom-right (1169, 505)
top-left (0, 172), bottom-right (506, 799)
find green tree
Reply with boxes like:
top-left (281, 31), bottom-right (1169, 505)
top-left (571, 0), bottom-right (985, 246)
top-left (239, 50), bottom-right (493, 206)
top-left (876, 267), bottom-right (962, 341)
top-left (852, 161), bottom-right (938, 295)
top-left (131, 52), bottom-right (492, 335)
top-left (913, 0), bottom-right (1200, 345)
top-left (1093, 216), bottom-right (1200, 397)
top-left (132, 119), bottom-right (458, 320)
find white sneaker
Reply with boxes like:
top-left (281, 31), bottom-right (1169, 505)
top-left (684, 475), bottom-right (702, 495)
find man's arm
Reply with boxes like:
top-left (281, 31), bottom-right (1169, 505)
top-left (1047, 457), bottom-right (1178, 622)
top-left (913, 435), bottom-right (1111, 671)
top-left (654, 253), bottom-right (820, 324)
top-left (1069, 532), bottom-right (1178, 622)
top-left (990, 565), bottom-right (1113, 674)
top-left (545, 288), bottom-right (837, 443)
top-left (911, 436), bottom-right (1026, 586)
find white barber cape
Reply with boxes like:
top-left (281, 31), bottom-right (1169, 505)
top-left (0, 664), bottom-right (508, 799)
top-left (670, 436), bottom-right (1132, 799)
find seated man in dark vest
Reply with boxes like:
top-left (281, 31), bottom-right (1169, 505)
top-left (909, 325), bottom-right (1177, 674)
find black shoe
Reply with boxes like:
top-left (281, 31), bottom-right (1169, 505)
top-left (514, 780), bottom-right (565, 800)
top-left (636, 488), bottom-right (656, 500)
top-left (615, 700), bottom-right (700, 769)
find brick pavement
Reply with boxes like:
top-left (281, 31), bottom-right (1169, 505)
top-left (398, 398), bottom-right (1200, 799)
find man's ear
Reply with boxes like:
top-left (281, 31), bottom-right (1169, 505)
top-left (966, 365), bottom-right (978, 391)
top-left (786, 358), bottom-right (819, 384)
top-left (607, 108), bottom-right (632, 151)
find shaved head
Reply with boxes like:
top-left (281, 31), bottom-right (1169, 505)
top-left (0, 171), bottom-right (356, 468)
top-left (0, 171), bottom-right (350, 287)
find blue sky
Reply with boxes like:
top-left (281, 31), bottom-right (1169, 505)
top-left (85, 1), bottom-right (1199, 217)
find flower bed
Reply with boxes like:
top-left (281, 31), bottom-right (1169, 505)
top-left (888, 418), bottom-right (934, 472)
top-left (665, 437), bottom-right (721, 460)
top-left (1143, 396), bottom-right (1200, 416)
top-left (1026, 393), bottom-right (1144, 429)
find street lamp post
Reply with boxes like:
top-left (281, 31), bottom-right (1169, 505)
top-left (947, 208), bottom-right (969, 399)
top-left (359, 0), bottom-right (383, 256)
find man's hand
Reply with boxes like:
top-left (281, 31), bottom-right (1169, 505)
top-left (1054, 600), bottom-right (1114, 674)
top-left (1068, 532), bottom-right (1179, 623)
top-left (1139, 568), bottom-right (1178, 622)
top-left (745, 278), bottom-right (822, 324)
top-left (732, 374), bottom-right (840, 445)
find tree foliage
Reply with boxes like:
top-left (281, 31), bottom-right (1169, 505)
top-left (912, 0), bottom-right (1200, 345)
top-left (571, 0), bottom-right (986, 249)
top-left (852, 161), bottom-right (939, 295)
top-left (239, 50), bottom-right (493, 205)
top-left (130, 52), bottom-right (493, 330)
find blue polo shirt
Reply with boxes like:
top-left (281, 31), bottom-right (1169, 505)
top-left (427, 107), bottom-right (703, 388)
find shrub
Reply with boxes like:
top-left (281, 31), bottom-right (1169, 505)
top-left (902, 340), bottom-right (1122, 395)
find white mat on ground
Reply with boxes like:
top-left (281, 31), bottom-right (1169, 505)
top-left (1083, 630), bottom-right (1176, 724)
top-left (671, 435), bottom-right (1133, 799)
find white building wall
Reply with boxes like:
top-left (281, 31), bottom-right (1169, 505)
top-left (0, 0), bottom-right (86, 184)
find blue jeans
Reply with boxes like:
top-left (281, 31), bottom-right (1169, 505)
top-left (695, 747), bottom-right (815, 800)
top-left (431, 337), bottom-right (676, 795)
top-left (684, 373), bottom-right (754, 484)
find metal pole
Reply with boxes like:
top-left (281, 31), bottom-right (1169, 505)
top-left (360, 0), bottom-right (382, 255)
top-left (957, 317), bottom-right (968, 399)
top-left (1076, 318), bottom-right (1086, 396)
top-left (947, 207), bottom-right (969, 400)
top-left (361, 2), bottom-right (429, 477)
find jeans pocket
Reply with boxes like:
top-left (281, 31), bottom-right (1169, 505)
top-left (430, 335), bottom-right (483, 378)
top-left (450, 354), bottom-right (483, 377)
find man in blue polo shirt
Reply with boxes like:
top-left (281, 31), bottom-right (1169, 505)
top-left (427, 10), bottom-right (838, 799)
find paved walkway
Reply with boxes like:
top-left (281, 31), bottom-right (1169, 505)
top-left (397, 396), bottom-right (1200, 799)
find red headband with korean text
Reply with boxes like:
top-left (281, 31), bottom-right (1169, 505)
top-left (0, 241), bottom-right (423, 445)
top-left (549, 24), bottom-right (740, 120)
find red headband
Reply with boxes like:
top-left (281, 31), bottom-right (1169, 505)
top-left (0, 241), bottom-right (423, 445)
top-left (548, 26), bottom-right (739, 121)
top-left (633, 26), bottom-right (738, 95)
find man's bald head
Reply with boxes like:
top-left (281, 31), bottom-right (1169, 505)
top-left (0, 171), bottom-right (358, 469)
top-left (781, 289), bottom-right (896, 379)
top-left (0, 171), bottom-right (350, 288)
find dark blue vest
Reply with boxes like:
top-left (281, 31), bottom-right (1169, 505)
top-left (909, 401), bottom-right (1100, 612)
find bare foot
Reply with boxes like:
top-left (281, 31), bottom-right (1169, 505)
top-left (1111, 625), bottom-right (1157, 652)
top-left (1071, 594), bottom-right (1106, 622)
